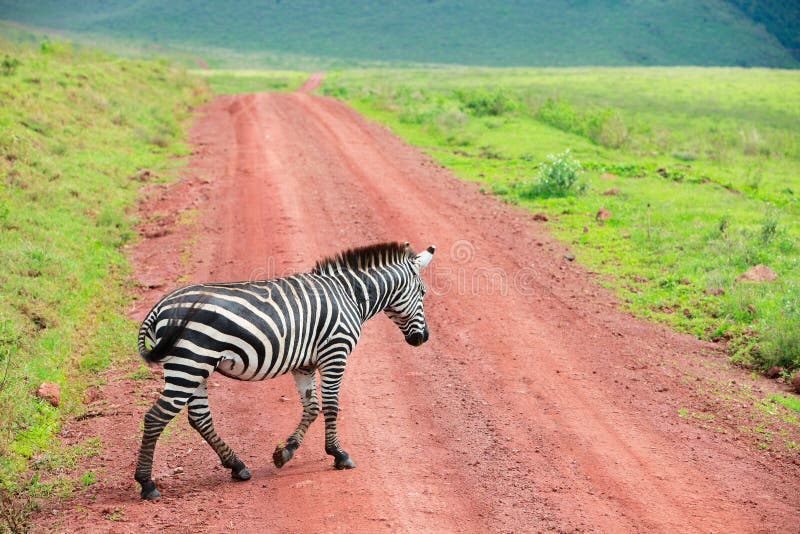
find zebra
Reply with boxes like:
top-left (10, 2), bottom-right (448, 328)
top-left (134, 241), bottom-right (436, 500)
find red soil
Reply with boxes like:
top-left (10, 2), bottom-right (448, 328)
top-left (297, 72), bottom-right (324, 93)
top-left (32, 78), bottom-right (800, 533)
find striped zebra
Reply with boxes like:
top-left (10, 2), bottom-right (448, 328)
top-left (134, 242), bottom-right (435, 500)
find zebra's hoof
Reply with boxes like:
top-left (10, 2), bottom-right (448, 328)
top-left (232, 466), bottom-right (251, 481)
top-left (272, 445), bottom-right (293, 468)
top-left (334, 456), bottom-right (356, 470)
top-left (140, 480), bottom-right (161, 500)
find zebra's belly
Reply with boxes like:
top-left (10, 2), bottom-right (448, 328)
top-left (212, 346), bottom-right (317, 381)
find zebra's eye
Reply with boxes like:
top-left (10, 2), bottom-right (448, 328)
top-left (420, 284), bottom-right (427, 296)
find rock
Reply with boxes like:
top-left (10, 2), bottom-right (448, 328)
top-left (532, 213), bottom-right (549, 222)
top-left (602, 188), bottom-right (619, 196)
top-left (600, 172), bottom-right (618, 180)
top-left (633, 275), bottom-right (649, 283)
top-left (704, 287), bottom-right (725, 296)
top-left (173, 466), bottom-right (184, 475)
top-left (595, 207), bottom-right (612, 221)
top-left (564, 254), bottom-right (575, 262)
top-left (583, 226), bottom-right (589, 233)
top-left (792, 373), bottom-right (800, 393)
top-left (736, 264), bottom-right (777, 283)
top-left (35, 382), bottom-right (60, 407)
top-left (765, 366), bottom-right (783, 379)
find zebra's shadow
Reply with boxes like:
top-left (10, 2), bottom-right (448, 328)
top-left (145, 457), bottom-right (338, 499)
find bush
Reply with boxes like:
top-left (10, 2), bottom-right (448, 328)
top-left (537, 97), bottom-right (578, 132)
top-left (537, 98), bottom-right (628, 148)
top-left (456, 89), bottom-right (516, 117)
top-left (1, 55), bottom-right (19, 76)
top-left (515, 149), bottom-right (586, 198)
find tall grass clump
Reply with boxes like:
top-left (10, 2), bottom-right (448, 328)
top-left (0, 36), bottom-right (207, 525)
top-left (513, 150), bottom-right (586, 198)
top-left (536, 98), bottom-right (629, 148)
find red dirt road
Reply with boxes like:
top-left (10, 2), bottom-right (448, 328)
top-left (35, 83), bottom-right (800, 532)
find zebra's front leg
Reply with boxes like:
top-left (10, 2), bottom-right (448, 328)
top-left (319, 362), bottom-right (356, 470)
top-left (187, 380), bottom-right (250, 481)
top-left (273, 367), bottom-right (320, 468)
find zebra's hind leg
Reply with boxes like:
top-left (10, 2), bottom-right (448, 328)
top-left (187, 380), bottom-right (250, 481)
top-left (273, 367), bottom-right (320, 468)
top-left (134, 385), bottom-right (194, 500)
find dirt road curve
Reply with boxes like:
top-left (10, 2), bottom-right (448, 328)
top-left (36, 82), bottom-right (800, 533)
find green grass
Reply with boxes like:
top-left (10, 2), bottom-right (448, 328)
top-left (0, 36), bottom-right (206, 525)
top-left (771, 393), bottom-right (800, 413)
top-left (321, 66), bottom-right (800, 371)
top-left (193, 69), bottom-right (309, 94)
top-left (0, 1), bottom-right (798, 68)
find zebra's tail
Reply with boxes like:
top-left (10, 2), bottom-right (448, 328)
top-left (138, 294), bottom-right (208, 363)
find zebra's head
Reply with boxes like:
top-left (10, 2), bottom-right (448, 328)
top-left (385, 244), bottom-right (436, 346)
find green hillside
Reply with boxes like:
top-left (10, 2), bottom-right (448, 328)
top-left (0, 0), bottom-right (797, 68)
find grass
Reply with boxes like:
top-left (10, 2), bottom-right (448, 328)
top-left (192, 69), bottom-right (309, 95)
top-left (0, 1), bottom-right (797, 68)
top-left (771, 393), bottom-right (800, 413)
top-left (320, 66), bottom-right (800, 372)
top-left (0, 36), bottom-right (207, 528)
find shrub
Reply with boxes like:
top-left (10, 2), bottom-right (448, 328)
top-left (537, 97), bottom-right (578, 132)
top-left (515, 149), bottom-right (586, 198)
top-left (456, 89), bottom-right (516, 117)
top-left (1, 55), bottom-right (19, 76)
top-left (537, 98), bottom-right (628, 148)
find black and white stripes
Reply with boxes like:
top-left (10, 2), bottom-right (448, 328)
top-left (133, 242), bottom-right (435, 499)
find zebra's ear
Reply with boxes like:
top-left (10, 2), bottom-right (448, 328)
top-left (414, 245), bottom-right (436, 269)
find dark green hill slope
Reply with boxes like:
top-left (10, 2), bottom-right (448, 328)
top-left (724, 0), bottom-right (800, 61)
top-left (0, 0), bottom-right (796, 67)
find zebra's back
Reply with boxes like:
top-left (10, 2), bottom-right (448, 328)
top-left (139, 274), bottom-right (356, 381)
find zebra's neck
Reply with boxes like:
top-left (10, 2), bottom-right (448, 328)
top-left (326, 266), bottom-right (401, 323)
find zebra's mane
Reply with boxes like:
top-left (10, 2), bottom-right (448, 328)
top-left (311, 242), bottom-right (416, 274)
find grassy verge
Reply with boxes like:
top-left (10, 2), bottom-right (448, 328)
top-left (320, 67), bottom-right (799, 373)
top-left (192, 69), bottom-right (309, 94)
top-left (0, 37), bottom-right (207, 527)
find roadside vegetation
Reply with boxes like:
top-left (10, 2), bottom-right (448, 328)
top-left (193, 69), bottom-right (308, 94)
top-left (319, 67), bottom-right (800, 374)
top-left (0, 37), bottom-right (206, 528)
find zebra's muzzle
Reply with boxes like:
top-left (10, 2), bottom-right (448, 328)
top-left (405, 327), bottom-right (429, 346)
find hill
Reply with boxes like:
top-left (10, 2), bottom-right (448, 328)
top-left (0, 0), bottom-right (797, 68)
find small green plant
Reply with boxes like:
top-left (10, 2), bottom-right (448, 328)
top-left (126, 364), bottom-right (155, 381)
top-left (103, 508), bottom-right (125, 521)
top-left (79, 470), bottom-right (97, 486)
top-left (759, 211), bottom-right (778, 245)
top-left (516, 149), bottom-right (586, 198)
